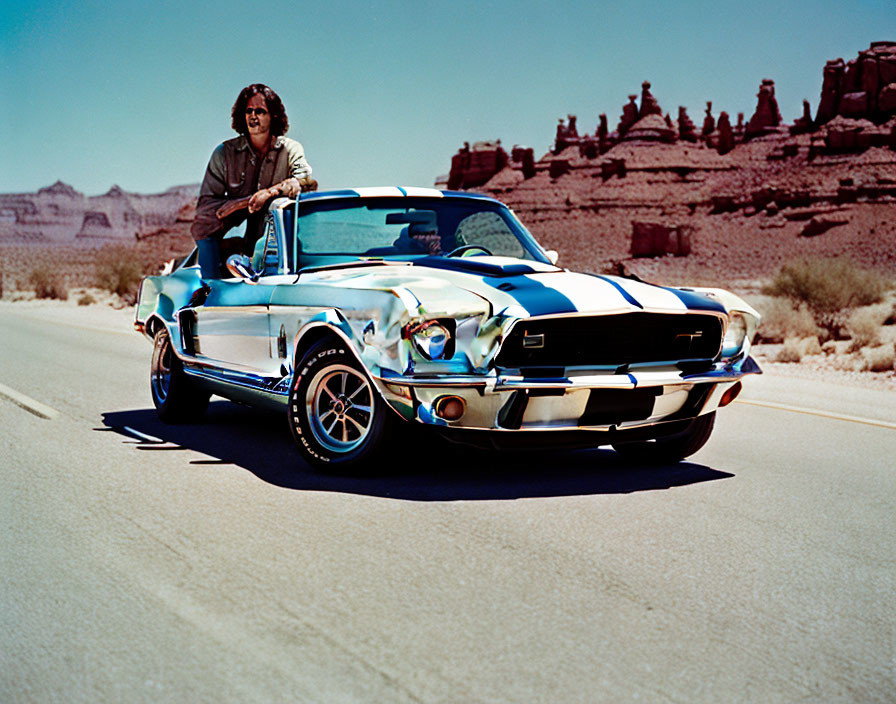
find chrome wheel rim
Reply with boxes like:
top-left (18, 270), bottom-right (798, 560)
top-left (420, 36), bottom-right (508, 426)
top-left (306, 364), bottom-right (373, 453)
top-left (152, 335), bottom-right (172, 403)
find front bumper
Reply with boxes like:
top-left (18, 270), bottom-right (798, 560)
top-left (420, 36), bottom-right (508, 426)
top-left (375, 356), bottom-right (760, 432)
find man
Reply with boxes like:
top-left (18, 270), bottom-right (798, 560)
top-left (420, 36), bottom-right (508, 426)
top-left (191, 84), bottom-right (312, 278)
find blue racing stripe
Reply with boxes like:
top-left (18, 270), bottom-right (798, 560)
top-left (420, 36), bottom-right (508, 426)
top-left (590, 274), bottom-right (643, 309)
top-left (485, 274), bottom-right (579, 316)
top-left (663, 287), bottom-right (727, 314)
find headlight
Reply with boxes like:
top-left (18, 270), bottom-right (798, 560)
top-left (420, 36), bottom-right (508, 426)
top-left (403, 320), bottom-right (454, 360)
top-left (722, 312), bottom-right (747, 358)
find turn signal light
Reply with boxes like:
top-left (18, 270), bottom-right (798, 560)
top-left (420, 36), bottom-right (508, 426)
top-left (719, 382), bottom-right (742, 407)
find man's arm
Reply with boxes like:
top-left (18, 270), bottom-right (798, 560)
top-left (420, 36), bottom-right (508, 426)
top-left (246, 141), bottom-right (316, 213)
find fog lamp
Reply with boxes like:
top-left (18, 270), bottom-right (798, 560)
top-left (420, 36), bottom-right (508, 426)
top-left (434, 395), bottom-right (465, 421)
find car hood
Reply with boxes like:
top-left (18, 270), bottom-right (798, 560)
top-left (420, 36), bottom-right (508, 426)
top-left (302, 256), bottom-right (726, 318)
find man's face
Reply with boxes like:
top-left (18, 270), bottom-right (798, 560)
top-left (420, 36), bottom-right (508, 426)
top-left (245, 94), bottom-right (271, 138)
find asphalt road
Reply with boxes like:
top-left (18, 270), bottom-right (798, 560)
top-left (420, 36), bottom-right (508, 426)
top-left (2, 304), bottom-right (894, 703)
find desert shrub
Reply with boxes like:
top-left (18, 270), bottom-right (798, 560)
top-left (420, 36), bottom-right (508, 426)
top-left (77, 292), bottom-right (96, 306)
top-left (762, 257), bottom-right (890, 336)
top-left (95, 245), bottom-right (144, 300)
top-left (29, 268), bottom-right (68, 300)
top-left (846, 304), bottom-right (889, 349)
top-left (775, 336), bottom-right (821, 363)
top-left (860, 344), bottom-right (896, 372)
top-left (753, 296), bottom-right (819, 344)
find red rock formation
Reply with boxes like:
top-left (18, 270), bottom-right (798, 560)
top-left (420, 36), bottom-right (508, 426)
top-left (631, 221), bottom-right (692, 257)
top-left (716, 112), bottom-right (734, 155)
top-left (617, 95), bottom-right (639, 137)
top-left (678, 107), bottom-right (697, 142)
top-left (816, 41), bottom-right (896, 124)
top-left (745, 79), bottom-right (783, 139)
top-left (791, 99), bottom-right (815, 135)
top-left (447, 141), bottom-right (509, 190)
top-left (553, 115), bottom-right (580, 153)
top-left (511, 146), bottom-right (536, 179)
top-left (701, 102), bottom-right (715, 141)
top-left (624, 114), bottom-right (676, 143)
top-left (597, 114), bottom-right (610, 154)
top-left (639, 81), bottom-right (663, 119)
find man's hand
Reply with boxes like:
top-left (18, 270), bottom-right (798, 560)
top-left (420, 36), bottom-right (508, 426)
top-left (248, 187), bottom-right (273, 213)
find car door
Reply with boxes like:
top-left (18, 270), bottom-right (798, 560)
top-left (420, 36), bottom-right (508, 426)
top-left (191, 217), bottom-right (291, 379)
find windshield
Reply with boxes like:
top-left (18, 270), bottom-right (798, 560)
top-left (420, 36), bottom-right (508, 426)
top-left (286, 197), bottom-right (548, 269)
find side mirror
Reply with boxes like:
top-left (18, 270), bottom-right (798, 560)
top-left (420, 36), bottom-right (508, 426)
top-left (546, 250), bottom-right (559, 265)
top-left (226, 254), bottom-right (260, 284)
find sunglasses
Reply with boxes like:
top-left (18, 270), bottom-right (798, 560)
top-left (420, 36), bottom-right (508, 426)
top-left (245, 108), bottom-right (268, 116)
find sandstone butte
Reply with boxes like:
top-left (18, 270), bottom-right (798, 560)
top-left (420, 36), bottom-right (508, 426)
top-left (440, 41), bottom-right (896, 287)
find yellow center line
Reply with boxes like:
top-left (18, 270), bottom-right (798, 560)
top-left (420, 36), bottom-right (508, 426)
top-left (736, 398), bottom-right (896, 430)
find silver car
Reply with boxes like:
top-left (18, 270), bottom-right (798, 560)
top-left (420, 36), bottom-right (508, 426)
top-left (135, 187), bottom-right (760, 469)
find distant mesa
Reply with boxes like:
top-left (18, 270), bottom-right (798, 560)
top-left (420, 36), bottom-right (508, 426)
top-left (37, 180), bottom-right (83, 198)
top-left (0, 181), bottom-right (198, 244)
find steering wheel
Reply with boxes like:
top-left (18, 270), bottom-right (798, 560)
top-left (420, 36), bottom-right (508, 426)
top-left (445, 244), bottom-right (493, 258)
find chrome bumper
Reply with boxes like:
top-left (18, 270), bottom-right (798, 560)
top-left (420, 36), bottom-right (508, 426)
top-left (374, 357), bottom-right (760, 432)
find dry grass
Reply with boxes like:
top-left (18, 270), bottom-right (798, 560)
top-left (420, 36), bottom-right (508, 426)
top-left (846, 304), bottom-right (890, 350)
top-left (775, 336), bottom-right (822, 363)
top-left (95, 245), bottom-right (145, 300)
top-left (29, 268), bottom-right (68, 300)
top-left (753, 296), bottom-right (820, 344)
top-left (762, 257), bottom-right (890, 337)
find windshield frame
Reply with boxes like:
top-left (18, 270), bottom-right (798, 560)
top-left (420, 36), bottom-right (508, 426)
top-left (281, 195), bottom-right (552, 273)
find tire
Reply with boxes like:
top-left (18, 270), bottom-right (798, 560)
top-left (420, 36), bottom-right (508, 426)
top-left (612, 412), bottom-right (716, 464)
top-left (150, 328), bottom-right (210, 423)
top-left (288, 339), bottom-right (393, 469)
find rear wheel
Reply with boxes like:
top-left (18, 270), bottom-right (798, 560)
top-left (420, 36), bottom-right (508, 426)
top-left (288, 339), bottom-right (393, 469)
top-left (612, 412), bottom-right (716, 464)
top-left (150, 328), bottom-right (210, 423)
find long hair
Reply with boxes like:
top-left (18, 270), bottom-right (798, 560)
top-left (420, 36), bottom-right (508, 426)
top-left (231, 84), bottom-right (289, 136)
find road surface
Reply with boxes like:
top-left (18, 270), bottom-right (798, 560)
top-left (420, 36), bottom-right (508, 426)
top-left (2, 303), bottom-right (894, 703)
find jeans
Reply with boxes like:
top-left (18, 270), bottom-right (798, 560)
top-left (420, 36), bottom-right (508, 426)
top-left (196, 239), bottom-right (221, 279)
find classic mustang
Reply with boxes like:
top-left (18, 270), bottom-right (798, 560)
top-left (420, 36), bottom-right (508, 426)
top-left (135, 187), bottom-right (760, 468)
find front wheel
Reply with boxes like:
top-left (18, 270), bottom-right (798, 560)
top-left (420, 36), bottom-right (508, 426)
top-left (612, 412), bottom-right (716, 464)
top-left (150, 328), bottom-right (210, 423)
top-left (288, 340), bottom-right (393, 469)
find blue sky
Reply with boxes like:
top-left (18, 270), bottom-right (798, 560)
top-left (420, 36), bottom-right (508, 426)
top-left (1, 0), bottom-right (893, 195)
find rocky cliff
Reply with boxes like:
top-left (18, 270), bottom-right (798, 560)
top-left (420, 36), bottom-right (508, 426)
top-left (442, 42), bottom-right (896, 285)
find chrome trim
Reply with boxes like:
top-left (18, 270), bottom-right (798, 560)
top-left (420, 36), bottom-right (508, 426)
top-left (183, 365), bottom-right (291, 395)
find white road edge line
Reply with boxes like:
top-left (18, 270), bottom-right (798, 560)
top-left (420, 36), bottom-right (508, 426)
top-left (736, 398), bottom-right (896, 431)
top-left (0, 382), bottom-right (59, 420)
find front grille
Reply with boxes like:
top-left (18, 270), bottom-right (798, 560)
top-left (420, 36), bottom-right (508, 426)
top-left (494, 313), bottom-right (723, 369)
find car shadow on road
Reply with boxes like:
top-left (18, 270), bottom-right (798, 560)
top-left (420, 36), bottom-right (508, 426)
top-left (100, 401), bottom-right (734, 501)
